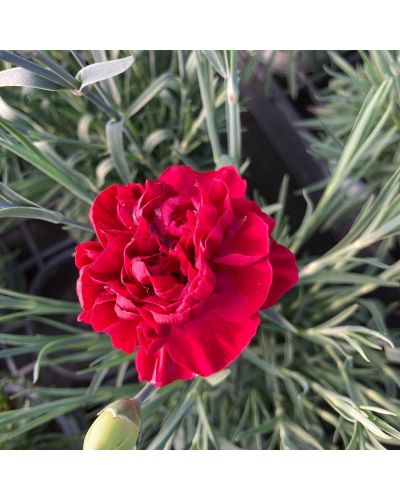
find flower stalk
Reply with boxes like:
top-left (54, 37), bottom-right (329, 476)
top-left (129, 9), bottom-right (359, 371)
top-left (225, 50), bottom-right (241, 168)
top-left (132, 382), bottom-right (158, 405)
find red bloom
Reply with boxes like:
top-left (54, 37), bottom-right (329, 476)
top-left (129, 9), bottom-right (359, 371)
top-left (75, 166), bottom-right (299, 386)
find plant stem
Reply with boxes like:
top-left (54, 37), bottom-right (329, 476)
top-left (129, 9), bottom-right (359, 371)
top-left (133, 383), bottom-right (157, 405)
top-left (225, 50), bottom-right (241, 168)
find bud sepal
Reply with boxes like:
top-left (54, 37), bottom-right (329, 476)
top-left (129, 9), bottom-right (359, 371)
top-left (83, 398), bottom-right (141, 450)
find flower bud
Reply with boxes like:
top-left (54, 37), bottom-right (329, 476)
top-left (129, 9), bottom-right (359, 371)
top-left (83, 398), bottom-right (141, 450)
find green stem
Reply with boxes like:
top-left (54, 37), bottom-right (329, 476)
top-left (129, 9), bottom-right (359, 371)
top-left (133, 383), bottom-right (157, 405)
top-left (225, 50), bottom-right (241, 168)
top-left (195, 51), bottom-right (222, 166)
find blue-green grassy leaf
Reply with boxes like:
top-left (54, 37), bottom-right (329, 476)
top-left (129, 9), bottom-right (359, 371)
top-left (143, 128), bottom-right (175, 154)
top-left (0, 50), bottom-right (69, 87)
top-left (125, 73), bottom-right (179, 118)
top-left (0, 67), bottom-right (61, 91)
top-left (0, 201), bottom-right (92, 231)
top-left (201, 51), bottom-right (227, 79)
top-left (105, 120), bottom-right (134, 183)
top-left (76, 56), bottom-right (134, 91)
top-left (0, 116), bottom-right (96, 204)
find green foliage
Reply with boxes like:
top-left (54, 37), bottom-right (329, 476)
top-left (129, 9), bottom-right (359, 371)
top-left (1, 50), bottom-right (400, 449)
top-left (300, 51), bottom-right (400, 186)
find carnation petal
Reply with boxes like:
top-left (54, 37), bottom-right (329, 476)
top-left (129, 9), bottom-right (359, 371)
top-left (210, 259), bottom-right (272, 321)
top-left (89, 234), bottom-right (130, 277)
top-left (158, 165), bottom-right (197, 194)
top-left (212, 210), bottom-right (269, 266)
top-left (168, 311), bottom-right (260, 376)
top-left (90, 185), bottom-right (125, 245)
top-left (76, 270), bottom-right (106, 312)
top-left (263, 239), bottom-right (299, 308)
top-left (212, 165), bottom-right (247, 198)
top-left (90, 298), bottom-right (138, 353)
top-left (75, 241), bottom-right (102, 269)
top-left (136, 345), bottom-right (195, 386)
top-left (106, 319), bottom-right (138, 354)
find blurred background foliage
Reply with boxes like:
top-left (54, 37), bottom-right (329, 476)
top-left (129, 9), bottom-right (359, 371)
top-left (1, 50), bottom-right (400, 449)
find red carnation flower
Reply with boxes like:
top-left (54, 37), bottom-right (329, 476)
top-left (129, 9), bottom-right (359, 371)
top-left (75, 166), bottom-right (299, 386)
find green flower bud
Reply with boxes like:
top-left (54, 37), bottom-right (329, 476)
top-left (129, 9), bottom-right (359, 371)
top-left (83, 398), bottom-right (141, 450)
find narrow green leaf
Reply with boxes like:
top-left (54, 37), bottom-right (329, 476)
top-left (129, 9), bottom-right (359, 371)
top-left (0, 116), bottom-right (96, 204)
top-left (147, 379), bottom-right (201, 450)
top-left (205, 369), bottom-right (230, 387)
top-left (0, 67), bottom-right (61, 91)
top-left (143, 129), bottom-right (175, 154)
top-left (125, 73), bottom-right (179, 118)
top-left (84, 368), bottom-right (109, 403)
top-left (195, 51), bottom-right (222, 166)
top-left (0, 182), bottom-right (39, 206)
top-left (105, 120), bottom-right (134, 183)
top-left (202, 51), bottom-right (227, 78)
top-left (0, 50), bottom-right (69, 87)
top-left (239, 417), bottom-right (281, 439)
top-left (76, 56), bottom-right (134, 91)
